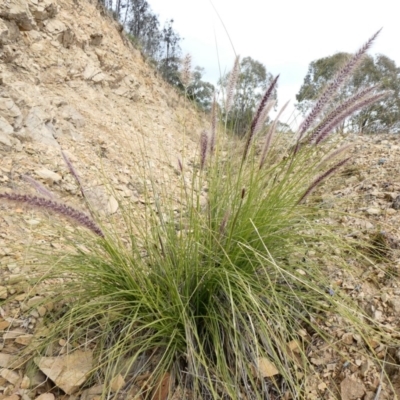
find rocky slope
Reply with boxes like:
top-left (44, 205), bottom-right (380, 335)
top-left (1, 0), bottom-right (400, 399)
top-left (0, 0), bottom-right (207, 397)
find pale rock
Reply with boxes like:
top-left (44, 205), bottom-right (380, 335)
top-left (44, 19), bottom-right (66, 36)
top-left (0, 0), bottom-right (36, 31)
top-left (3, 329), bottom-right (25, 340)
top-left (29, 0), bottom-right (58, 21)
top-left (15, 334), bottom-right (33, 345)
top-left (0, 285), bottom-right (8, 299)
top-left (252, 357), bottom-right (279, 378)
top-left (80, 384), bottom-right (103, 400)
top-left (2, 395), bottom-right (20, 400)
top-left (20, 375), bottom-right (30, 389)
top-left (35, 168), bottom-right (62, 183)
top-left (0, 352), bottom-right (12, 367)
top-left (0, 97), bottom-right (21, 119)
top-left (83, 62), bottom-right (102, 81)
top-left (366, 207), bottom-right (380, 215)
top-left (34, 350), bottom-right (93, 395)
top-left (0, 19), bottom-right (9, 44)
top-left (59, 105), bottom-right (85, 128)
top-left (0, 368), bottom-right (20, 385)
top-left (84, 186), bottom-right (113, 215)
top-left (92, 72), bottom-right (107, 83)
top-left (340, 377), bottom-right (365, 400)
top-left (107, 195), bottom-right (118, 214)
top-left (341, 332), bottom-right (354, 345)
top-left (25, 107), bottom-right (59, 146)
top-left (0, 132), bottom-right (13, 146)
top-left (389, 298), bottom-right (400, 315)
top-left (0, 116), bottom-right (14, 134)
top-left (110, 374), bottom-right (125, 392)
top-left (0, 20), bottom-right (20, 44)
top-left (35, 394), bottom-right (55, 400)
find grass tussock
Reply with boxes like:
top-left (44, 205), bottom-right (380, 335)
top-left (2, 31), bottom-right (396, 399)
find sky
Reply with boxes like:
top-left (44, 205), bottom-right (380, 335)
top-left (146, 0), bottom-right (399, 125)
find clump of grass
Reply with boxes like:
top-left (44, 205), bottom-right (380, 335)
top-left (3, 31), bottom-right (394, 399)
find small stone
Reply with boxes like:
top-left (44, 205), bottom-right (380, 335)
top-left (35, 350), bottom-right (93, 395)
top-left (0, 368), bottom-right (20, 385)
top-left (37, 306), bottom-right (47, 317)
top-left (35, 394), bottom-right (55, 400)
top-left (392, 195), bottom-right (400, 210)
top-left (0, 320), bottom-right (11, 330)
top-left (340, 377), bottom-right (365, 400)
top-left (0, 352), bottom-right (12, 367)
top-left (35, 168), bottom-right (62, 184)
top-left (253, 357), bottom-right (279, 378)
top-left (107, 195), bottom-right (118, 214)
top-left (21, 375), bottom-right (30, 389)
top-left (342, 332), bottom-right (354, 345)
top-left (27, 296), bottom-right (44, 308)
top-left (15, 334), bottom-right (33, 345)
top-left (0, 285), bottom-right (8, 299)
top-left (366, 207), bottom-right (380, 215)
top-left (110, 374), bottom-right (125, 392)
top-left (3, 329), bottom-right (25, 340)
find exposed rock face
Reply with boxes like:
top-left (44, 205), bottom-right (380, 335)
top-left (0, 0), bottom-right (204, 149)
top-left (0, 0), bottom-right (206, 398)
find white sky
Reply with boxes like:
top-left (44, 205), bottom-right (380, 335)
top-left (147, 0), bottom-right (399, 125)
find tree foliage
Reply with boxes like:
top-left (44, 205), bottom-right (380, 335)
top-left (297, 53), bottom-right (400, 133)
top-left (186, 67), bottom-right (215, 110)
top-left (221, 57), bottom-right (277, 136)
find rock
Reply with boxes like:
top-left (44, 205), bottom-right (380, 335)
top-left (252, 357), bottom-right (279, 378)
top-left (0, 97), bottom-right (21, 120)
top-left (392, 195), bottom-right (400, 210)
top-left (35, 168), bottom-right (62, 184)
top-left (44, 19), bottom-right (66, 36)
top-left (0, 116), bottom-right (14, 134)
top-left (0, 285), bottom-right (8, 299)
top-left (82, 62), bottom-right (102, 81)
top-left (35, 394), bottom-right (55, 400)
top-left (342, 332), bottom-right (354, 345)
top-left (110, 374), bottom-right (125, 392)
top-left (0, 368), bottom-right (20, 385)
top-left (34, 350), bottom-right (93, 395)
top-left (29, 0), bottom-right (58, 21)
top-left (25, 107), bottom-right (59, 146)
top-left (0, 19), bottom-right (9, 44)
top-left (366, 207), bottom-right (380, 215)
top-left (389, 298), bottom-right (400, 315)
top-left (60, 27), bottom-right (74, 48)
top-left (59, 105), bottom-right (85, 128)
top-left (0, 353), bottom-right (13, 367)
top-left (15, 334), bottom-right (33, 345)
top-left (2, 395), bottom-right (20, 400)
top-left (20, 375), bottom-right (30, 389)
top-left (80, 384), bottom-right (103, 400)
top-left (107, 195), bottom-right (118, 214)
top-left (0, 132), bottom-right (13, 146)
top-left (340, 377), bottom-right (365, 400)
top-left (89, 33), bottom-right (103, 46)
top-left (0, 0), bottom-right (36, 31)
